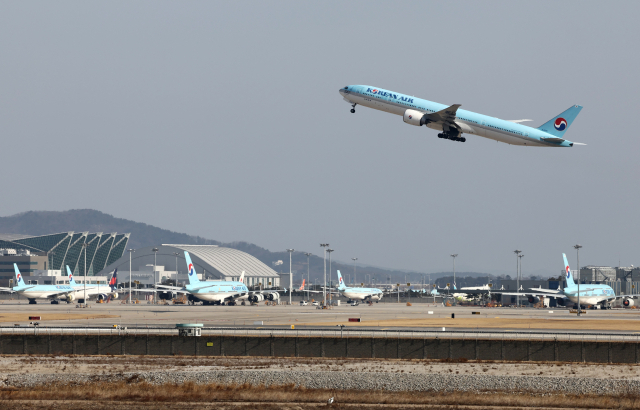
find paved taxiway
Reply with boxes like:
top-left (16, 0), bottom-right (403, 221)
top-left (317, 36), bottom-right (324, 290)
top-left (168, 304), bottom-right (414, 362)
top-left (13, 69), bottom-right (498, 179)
top-left (1, 300), bottom-right (640, 333)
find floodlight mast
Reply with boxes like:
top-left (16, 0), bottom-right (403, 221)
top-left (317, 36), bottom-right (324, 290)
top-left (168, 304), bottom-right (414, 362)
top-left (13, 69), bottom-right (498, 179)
top-left (514, 250), bottom-right (522, 306)
top-left (352, 258), bottom-right (358, 285)
top-left (304, 252), bottom-right (312, 301)
top-left (82, 243), bottom-right (88, 307)
top-left (327, 249), bottom-right (334, 305)
top-left (574, 244), bottom-right (582, 316)
top-left (128, 249), bottom-right (135, 304)
top-left (450, 254), bottom-right (458, 291)
top-left (287, 249), bottom-right (294, 305)
top-left (320, 244), bottom-right (329, 306)
top-left (152, 248), bottom-right (159, 305)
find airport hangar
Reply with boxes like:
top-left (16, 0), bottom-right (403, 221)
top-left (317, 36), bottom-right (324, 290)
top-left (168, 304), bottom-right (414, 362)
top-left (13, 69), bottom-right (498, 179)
top-left (100, 244), bottom-right (281, 288)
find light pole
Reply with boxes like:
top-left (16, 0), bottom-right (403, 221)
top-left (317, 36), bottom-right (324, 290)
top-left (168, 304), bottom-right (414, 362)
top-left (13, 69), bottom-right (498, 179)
top-left (574, 244), bottom-right (582, 316)
top-left (304, 252), bottom-right (311, 301)
top-left (152, 247), bottom-right (159, 304)
top-left (320, 244), bottom-right (329, 305)
top-left (128, 249), bottom-right (134, 304)
top-left (519, 253), bottom-right (524, 291)
top-left (174, 252), bottom-right (179, 286)
top-left (514, 250), bottom-right (522, 306)
top-left (327, 249), bottom-right (334, 305)
top-left (450, 254), bottom-right (458, 290)
top-left (82, 243), bottom-right (88, 307)
top-left (287, 249), bottom-right (294, 305)
top-left (352, 258), bottom-right (358, 285)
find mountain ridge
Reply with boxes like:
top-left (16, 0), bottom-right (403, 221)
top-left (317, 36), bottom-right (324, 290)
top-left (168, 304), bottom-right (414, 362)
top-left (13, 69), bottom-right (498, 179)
top-left (0, 209), bottom-right (494, 286)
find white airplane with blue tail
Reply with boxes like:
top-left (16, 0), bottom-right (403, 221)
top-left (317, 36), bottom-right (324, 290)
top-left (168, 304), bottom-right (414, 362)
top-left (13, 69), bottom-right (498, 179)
top-left (0, 264), bottom-right (118, 304)
top-left (495, 254), bottom-right (638, 309)
top-left (156, 251), bottom-right (286, 305)
top-left (339, 85), bottom-right (584, 147)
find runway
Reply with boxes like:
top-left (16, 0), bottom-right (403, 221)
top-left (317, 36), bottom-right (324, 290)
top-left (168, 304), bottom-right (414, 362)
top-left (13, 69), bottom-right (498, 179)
top-left (1, 300), bottom-right (639, 333)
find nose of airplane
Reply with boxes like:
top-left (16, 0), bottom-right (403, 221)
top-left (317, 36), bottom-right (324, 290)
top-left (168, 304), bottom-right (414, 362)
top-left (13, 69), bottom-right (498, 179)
top-left (338, 88), bottom-right (345, 96)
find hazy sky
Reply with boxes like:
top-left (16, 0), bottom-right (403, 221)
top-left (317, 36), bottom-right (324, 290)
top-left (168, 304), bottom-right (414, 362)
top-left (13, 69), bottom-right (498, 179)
top-left (2, 1), bottom-right (639, 277)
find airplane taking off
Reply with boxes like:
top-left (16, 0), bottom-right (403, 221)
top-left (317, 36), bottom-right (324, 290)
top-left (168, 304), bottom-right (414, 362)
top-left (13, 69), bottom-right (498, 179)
top-left (339, 86), bottom-right (584, 147)
top-left (495, 254), bottom-right (638, 309)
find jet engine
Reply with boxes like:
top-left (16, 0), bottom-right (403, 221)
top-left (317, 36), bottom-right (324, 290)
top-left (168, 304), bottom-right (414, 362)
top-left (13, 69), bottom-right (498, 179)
top-left (623, 298), bottom-right (635, 307)
top-left (556, 298), bottom-right (565, 306)
top-left (528, 296), bottom-right (540, 304)
top-left (110, 292), bottom-right (119, 300)
top-left (249, 294), bottom-right (264, 303)
top-left (403, 109), bottom-right (429, 126)
top-left (97, 293), bottom-right (108, 301)
top-left (266, 292), bottom-right (279, 301)
top-left (66, 293), bottom-right (76, 302)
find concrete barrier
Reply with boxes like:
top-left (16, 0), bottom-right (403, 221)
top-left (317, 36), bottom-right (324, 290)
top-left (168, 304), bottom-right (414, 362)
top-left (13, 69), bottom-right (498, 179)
top-left (2, 334), bottom-right (640, 363)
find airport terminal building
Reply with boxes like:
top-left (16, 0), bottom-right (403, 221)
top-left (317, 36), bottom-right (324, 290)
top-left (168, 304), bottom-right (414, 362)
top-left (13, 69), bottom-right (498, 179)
top-left (101, 244), bottom-right (280, 288)
top-left (0, 232), bottom-right (129, 286)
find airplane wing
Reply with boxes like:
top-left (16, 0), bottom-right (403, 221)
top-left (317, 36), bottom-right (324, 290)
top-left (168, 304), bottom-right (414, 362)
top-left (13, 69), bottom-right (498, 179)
top-left (426, 104), bottom-right (461, 124)
top-left (155, 285), bottom-right (185, 291)
top-left (0, 287), bottom-right (15, 292)
top-left (493, 291), bottom-right (567, 300)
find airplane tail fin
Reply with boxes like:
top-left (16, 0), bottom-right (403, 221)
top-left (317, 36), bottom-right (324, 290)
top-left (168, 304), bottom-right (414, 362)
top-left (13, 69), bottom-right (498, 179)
top-left (239, 271), bottom-right (245, 284)
top-left (66, 265), bottom-right (77, 286)
top-left (563, 253), bottom-right (576, 287)
top-left (185, 252), bottom-right (200, 284)
top-left (299, 279), bottom-right (305, 291)
top-left (109, 269), bottom-right (118, 290)
top-left (336, 270), bottom-right (346, 290)
top-left (538, 105), bottom-right (582, 137)
top-left (14, 264), bottom-right (25, 286)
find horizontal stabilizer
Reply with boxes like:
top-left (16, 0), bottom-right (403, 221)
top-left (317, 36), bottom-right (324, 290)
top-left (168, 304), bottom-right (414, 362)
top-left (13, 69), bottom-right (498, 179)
top-left (507, 119), bottom-right (533, 123)
top-left (541, 137), bottom-right (566, 143)
top-left (573, 142), bottom-right (587, 146)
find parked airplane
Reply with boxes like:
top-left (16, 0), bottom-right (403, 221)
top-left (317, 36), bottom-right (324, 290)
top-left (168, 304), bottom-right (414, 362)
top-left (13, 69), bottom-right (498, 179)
top-left (156, 251), bottom-right (285, 305)
top-left (65, 266), bottom-right (120, 302)
top-left (495, 254), bottom-right (634, 309)
top-left (298, 279), bottom-right (306, 291)
top-left (335, 270), bottom-right (384, 301)
top-left (339, 85), bottom-right (584, 147)
top-left (0, 264), bottom-right (118, 304)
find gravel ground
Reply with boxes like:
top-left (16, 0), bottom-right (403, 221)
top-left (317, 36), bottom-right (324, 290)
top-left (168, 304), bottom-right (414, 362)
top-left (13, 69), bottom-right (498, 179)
top-left (2, 370), bottom-right (639, 395)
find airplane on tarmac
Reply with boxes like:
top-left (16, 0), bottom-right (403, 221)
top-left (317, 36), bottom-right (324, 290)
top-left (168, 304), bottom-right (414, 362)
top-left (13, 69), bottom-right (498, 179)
top-left (0, 264), bottom-right (118, 304)
top-left (339, 85), bottom-right (584, 147)
top-left (65, 266), bottom-right (120, 302)
top-left (494, 254), bottom-right (638, 309)
top-left (334, 270), bottom-right (384, 301)
top-left (156, 251), bottom-right (286, 305)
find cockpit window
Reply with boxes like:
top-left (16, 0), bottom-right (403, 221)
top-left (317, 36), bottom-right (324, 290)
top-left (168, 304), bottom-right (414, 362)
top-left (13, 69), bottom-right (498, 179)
top-left (344, 86), bottom-right (348, 90)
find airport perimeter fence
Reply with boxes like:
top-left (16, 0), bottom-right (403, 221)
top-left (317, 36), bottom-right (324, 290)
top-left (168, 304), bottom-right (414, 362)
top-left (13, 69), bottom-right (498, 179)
top-left (3, 326), bottom-right (640, 363)
top-left (2, 325), bottom-right (640, 342)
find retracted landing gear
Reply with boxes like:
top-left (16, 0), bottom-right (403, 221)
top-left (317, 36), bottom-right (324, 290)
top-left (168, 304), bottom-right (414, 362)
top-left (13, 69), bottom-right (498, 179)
top-left (437, 132), bottom-right (466, 142)
top-left (350, 103), bottom-right (357, 114)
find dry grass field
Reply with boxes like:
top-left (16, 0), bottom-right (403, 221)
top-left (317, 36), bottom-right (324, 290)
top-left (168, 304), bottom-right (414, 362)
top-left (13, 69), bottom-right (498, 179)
top-left (294, 317), bottom-right (640, 331)
top-left (1, 382), bottom-right (640, 409)
top-left (0, 312), bottom-right (118, 323)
